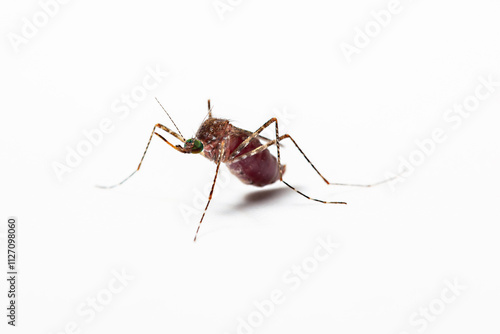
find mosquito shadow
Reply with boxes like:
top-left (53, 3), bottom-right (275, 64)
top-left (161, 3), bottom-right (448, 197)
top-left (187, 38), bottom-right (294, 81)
top-left (228, 187), bottom-right (291, 212)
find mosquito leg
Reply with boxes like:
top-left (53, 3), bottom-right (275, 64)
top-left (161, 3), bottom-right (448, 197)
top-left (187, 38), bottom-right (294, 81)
top-left (277, 134), bottom-right (399, 187)
top-left (208, 99), bottom-right (213, 118)
top-left (228, 118), bottom-right (281, 167)
top-left (96, 123), bottom-right (185, 189)
top-left (229, 118), bottom-right (294, 184)
top-left (328, 178), bottom-right (399, 187)
top-left (276, 135), bottom-right (400, 187)
top-left (227, 138), bottom-right (278, 163)
top-left (231, 133), bottom-right (397, 188)
top-left (228, 133), bottom-right (345, 204)
top-left (230, 134), bottom-right (328, 183)
top-left (280, 180), bottom-right (346, 204)
top-left (194, 140), bottom-right (225, 242)
top-left (232, 125), bottom-right (279, 144)
top-left (228, 119), bottom-right (344, 204)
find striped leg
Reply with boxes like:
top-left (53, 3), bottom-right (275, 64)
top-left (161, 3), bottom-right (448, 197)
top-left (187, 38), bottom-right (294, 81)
top-left (194, 140), bottom-right (226, 242)
top-left (230, 134), bottom-right (329, 183)
top-left (231, 133), bottom-right (398, 188)
top-left (232, 125), bottom-right (279, 144)
top-left (96, 123), bottom-right (185, 189)
top-left (229, 118), bottom-right (283, 177)
top-left (228, 120), bottom-right (346, 205)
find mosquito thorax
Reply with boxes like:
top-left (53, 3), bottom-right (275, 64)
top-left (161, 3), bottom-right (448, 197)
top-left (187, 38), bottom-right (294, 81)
top-left (184, 138), bottom-right (204, 154)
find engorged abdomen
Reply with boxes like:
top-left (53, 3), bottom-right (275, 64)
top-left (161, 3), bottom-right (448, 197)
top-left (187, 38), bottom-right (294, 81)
top-left (225, 135), bottom-right (285, 187)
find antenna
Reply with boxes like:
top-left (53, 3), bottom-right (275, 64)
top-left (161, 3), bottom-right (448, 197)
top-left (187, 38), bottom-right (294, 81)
top-left (155, 97), bottom-right (185, 141)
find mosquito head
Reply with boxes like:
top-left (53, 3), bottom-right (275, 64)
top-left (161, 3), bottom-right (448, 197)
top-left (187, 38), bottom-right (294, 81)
top-left (184, 138), bottom-right (204, 154)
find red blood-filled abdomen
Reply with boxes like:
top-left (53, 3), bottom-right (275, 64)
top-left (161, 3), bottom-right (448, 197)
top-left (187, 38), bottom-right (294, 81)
top-left (225, 134), bottom-right (284, 187)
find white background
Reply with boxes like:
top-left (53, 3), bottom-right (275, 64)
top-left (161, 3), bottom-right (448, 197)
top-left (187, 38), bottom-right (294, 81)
top-left (1, 0), bottom-right (500, 333)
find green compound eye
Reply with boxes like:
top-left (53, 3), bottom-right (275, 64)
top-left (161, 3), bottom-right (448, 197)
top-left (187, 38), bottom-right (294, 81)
top-left (192, 140), bottom-right (203, 153)
top-left (185, 138), bottom-right (203, 153)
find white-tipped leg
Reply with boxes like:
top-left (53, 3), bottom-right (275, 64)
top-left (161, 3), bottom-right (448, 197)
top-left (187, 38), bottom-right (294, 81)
top-left (96, 123), bottom-right (185, 189)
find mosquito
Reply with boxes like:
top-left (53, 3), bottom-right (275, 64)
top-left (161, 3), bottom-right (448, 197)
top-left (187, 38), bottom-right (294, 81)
top-left (98, 98), bottom-right (393, 241)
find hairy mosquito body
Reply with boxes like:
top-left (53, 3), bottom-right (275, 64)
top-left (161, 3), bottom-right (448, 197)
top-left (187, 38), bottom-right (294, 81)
top-left (98, 99), bottom-right (394, 241)
top-left (196, 118), bottom-right (285, 187)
